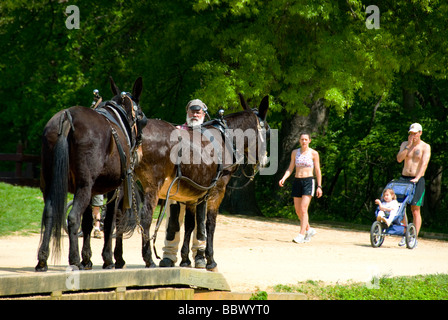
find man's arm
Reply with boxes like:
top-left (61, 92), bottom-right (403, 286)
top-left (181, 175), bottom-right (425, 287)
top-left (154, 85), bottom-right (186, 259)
top-left (397, 141), bottom-right (408, 163)
top-left (411, 144), bottom-right (431, 183)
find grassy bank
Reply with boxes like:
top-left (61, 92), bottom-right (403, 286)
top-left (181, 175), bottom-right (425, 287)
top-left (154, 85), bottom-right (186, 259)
top-left (0, 182), bottom-right (164, 237)
top-left (274, 274), bottom-right (448, 300)
top-left (0, 182), bottom-right (43, 236)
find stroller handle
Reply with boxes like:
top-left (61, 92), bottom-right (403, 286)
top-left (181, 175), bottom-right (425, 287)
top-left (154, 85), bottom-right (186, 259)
top-left (380, 178), bottom-right (416, 206)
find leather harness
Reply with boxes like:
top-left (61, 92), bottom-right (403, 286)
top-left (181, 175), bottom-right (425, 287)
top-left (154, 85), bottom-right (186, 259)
top-left (94, 96), bottom-right (147, 210)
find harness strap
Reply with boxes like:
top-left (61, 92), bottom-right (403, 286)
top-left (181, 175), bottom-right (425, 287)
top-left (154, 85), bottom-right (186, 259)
top-left (110, 128), bottom-right (127, 181)
top-left (110, 127), bottom-right (132, 210)
top-left (95, 104), bottom-right (131, 148)
top-left (95, 100), bottom-right (142, 212)
top-left (198, 127), bottom-right (224, 184)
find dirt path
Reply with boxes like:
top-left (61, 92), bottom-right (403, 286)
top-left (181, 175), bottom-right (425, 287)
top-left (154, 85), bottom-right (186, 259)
top-left (1, 214), bottom-right (447, 293)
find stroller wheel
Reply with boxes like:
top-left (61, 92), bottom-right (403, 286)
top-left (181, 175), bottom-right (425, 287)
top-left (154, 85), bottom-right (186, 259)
top-left (370, 221), bottom-right (385, 248)
top-left (406, 223), bottom-right (417, 249)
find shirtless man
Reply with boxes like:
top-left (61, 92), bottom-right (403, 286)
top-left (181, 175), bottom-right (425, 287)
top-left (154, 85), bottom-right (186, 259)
top-left (396, 123), bottom-right (431, 238)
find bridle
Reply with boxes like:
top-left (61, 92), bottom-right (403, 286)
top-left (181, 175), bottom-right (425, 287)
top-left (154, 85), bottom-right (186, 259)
top-left (120, 92), bottom-right (140, 147)
top-left (228, 109), bottom-right (270, 189)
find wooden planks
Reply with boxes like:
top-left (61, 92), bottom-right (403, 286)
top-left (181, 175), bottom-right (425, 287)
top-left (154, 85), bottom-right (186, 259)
top-left (0, 267), bottom-right (230, 298)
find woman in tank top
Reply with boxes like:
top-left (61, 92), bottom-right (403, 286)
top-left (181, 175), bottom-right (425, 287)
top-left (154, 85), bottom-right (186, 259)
top-left (279, 133), bottom-right (322, 243)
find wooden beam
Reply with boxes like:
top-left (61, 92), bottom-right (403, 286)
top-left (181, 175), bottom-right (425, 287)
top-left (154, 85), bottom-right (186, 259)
top-left (0, 267), bottom-right (230, 298)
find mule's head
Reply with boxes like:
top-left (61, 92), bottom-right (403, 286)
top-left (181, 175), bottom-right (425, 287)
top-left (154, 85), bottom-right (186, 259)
top-left (110, 77), bottom-right (147, 146)
top-left (233, 93), bottom-right (270, 168)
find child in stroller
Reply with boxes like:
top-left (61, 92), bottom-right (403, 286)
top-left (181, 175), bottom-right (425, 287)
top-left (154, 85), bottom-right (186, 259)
top-left (370, 179), bottom-right (418, 249)
top-left (374, 188), bottom-right (399, 227)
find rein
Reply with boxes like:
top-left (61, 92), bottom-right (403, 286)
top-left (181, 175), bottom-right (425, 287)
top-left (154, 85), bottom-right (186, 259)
top-left (150, 111), bottom-right (267, 257)
top-left (150, 168), bottom-right (226, 259)
top-left (227, 161), bottom-right (260, 190)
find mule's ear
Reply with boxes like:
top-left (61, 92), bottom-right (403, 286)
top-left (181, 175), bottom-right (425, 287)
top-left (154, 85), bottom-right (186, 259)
top-left (258, 95), bottom-right (269, 120)
top-left (238, 93), bottom-right (250, 111)
top-left (132, 77), bottom-right (143, 103)
top-left (110, 76), bottom-right (120, 96)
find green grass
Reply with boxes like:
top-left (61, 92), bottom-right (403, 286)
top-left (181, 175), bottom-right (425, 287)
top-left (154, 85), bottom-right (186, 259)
top-left (274, 274), bottom-right (448, 300)
top-left (0, 182), bottom-right (44, 236)
top-left (0, 182), bottom-right (164, 237)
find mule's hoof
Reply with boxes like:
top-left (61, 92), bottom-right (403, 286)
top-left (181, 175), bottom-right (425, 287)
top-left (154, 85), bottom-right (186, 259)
top-left (206, 263), bottom-right (218, 272)
top-left (35, 261), bottom-right (48, 272)
top-left (180, 258), bottom-right (191, 268)
top-left (146, 261), bottom-right (157, 268)
top-left (80, 261), bottom-right (93, 270)
top-left (103, 263), bottom-right (115, 270)
top-left (115, 260), bottom-right (126, 269)
top-left (159, 258), bottom-right (174, 268)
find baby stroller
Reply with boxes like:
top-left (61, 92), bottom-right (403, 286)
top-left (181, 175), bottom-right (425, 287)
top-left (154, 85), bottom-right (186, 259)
top-left (370, 178), bottom-right (418, 249)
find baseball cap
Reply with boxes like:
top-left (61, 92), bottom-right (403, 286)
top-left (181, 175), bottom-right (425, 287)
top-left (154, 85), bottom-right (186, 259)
top-left (408, 123), bottom-right (422, 133)
top-left (186, 99), bottom-right (207, 112)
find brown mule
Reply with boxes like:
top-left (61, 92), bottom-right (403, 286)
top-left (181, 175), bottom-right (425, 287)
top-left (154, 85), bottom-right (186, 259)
top-left (115, 94), bottom-right (269, 270)
top-left (36, 77), bottom-right (145, 272)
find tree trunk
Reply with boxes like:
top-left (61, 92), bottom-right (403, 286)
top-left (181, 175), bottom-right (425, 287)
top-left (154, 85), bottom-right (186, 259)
top-left (402, 88), bottom-right (416, 117)
top-left (273, 98), bottom-right (328, 192)
top-left (220, 98), bottom-right (329, 215)
top-left (219, 166), bottom-right (261, 215)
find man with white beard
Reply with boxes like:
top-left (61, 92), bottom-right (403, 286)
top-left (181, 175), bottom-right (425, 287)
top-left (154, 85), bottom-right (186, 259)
top-left (177, 99), bottom-right (207, 129)
top-left (160, 99), bottom-right (208, 268)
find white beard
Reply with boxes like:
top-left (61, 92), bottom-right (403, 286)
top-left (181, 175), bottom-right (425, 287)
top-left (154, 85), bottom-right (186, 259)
top-left (186, 115), bottom-right (204, 127)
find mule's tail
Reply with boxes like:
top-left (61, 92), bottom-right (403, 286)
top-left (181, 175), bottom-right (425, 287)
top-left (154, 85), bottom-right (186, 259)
top-left (40, 111), bottom-right (72, 263)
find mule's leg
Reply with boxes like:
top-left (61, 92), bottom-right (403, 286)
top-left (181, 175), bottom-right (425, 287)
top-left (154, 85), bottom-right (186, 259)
top-left (194, 201), bottom-right (207, 269)
top-left (36, 204), bottom-right (54, 271)
top-left (114, 202), bottom-right (126, 269)
top-left (205, 208), bottom-right (218, 271)
top-left (204, 181), bottom-right (229, 271)
top-left (141, 193), bottom-right (156, 268)
top-left (160, 201), bottom-right (181, 267)
top-left (102, 192), bottom-right (116, 269)
top-left (67, 188), bottom-right (91, 269)
top-left (80, 205), bottom-right (94, 270)
top-left (114, 233), bottom-right (126, 269)
top-left (180, 205), bottom-right (195, 267)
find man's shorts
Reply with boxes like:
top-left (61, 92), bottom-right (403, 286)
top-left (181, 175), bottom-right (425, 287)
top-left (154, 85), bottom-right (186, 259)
top-left (292, 177), bottom-right (315, 198)
top-left (401, 176), bottom-right (425, 207)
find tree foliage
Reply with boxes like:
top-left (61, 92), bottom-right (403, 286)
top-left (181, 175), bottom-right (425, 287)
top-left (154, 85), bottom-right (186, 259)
top-left (0, 0), bottom-right (447, 231)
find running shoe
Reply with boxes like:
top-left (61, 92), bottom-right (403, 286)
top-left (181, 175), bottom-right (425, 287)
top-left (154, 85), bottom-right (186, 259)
top-left (293, 234), bottom-right (309, 243)
top-left (305, 228), bottom-right (317, 241)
